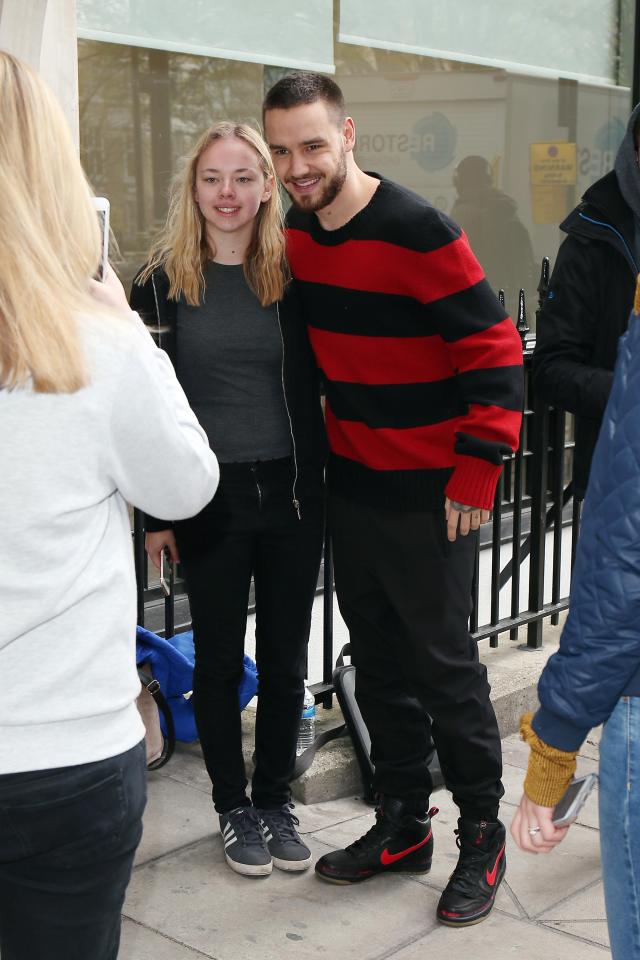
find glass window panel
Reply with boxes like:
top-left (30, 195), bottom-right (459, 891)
top-left (78, 40), bottom-right (264, 292)
top-left (335, 37), bottom-right (631, 323)
top-left (339, 0), bottom-right (620, 85)
top-left (77, 0), bottom-right (334, 72)
top-left (78, 3), bottom-right (634, 330)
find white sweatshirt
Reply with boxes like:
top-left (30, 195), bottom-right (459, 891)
top-left (0, 311), bottom-right (219, 773)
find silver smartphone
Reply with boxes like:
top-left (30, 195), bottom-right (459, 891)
top-left (159, 546), bottom-right (172, 598)
top-left (552, 773), bottom-right (598, 827)
top-left (91, 196), bottom-right (110, 281)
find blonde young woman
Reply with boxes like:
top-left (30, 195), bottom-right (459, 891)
top-left (0, 53), bottom-right (219, 960)
top-left (131, 122), bottom-right (326, 878)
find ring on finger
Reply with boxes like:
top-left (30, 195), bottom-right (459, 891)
top-left (528, 826), bottom-right (541, 837)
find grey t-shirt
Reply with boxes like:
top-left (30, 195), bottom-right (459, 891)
top-left (176, 261), bottom-right (292, 463)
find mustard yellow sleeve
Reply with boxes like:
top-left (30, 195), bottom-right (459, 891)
top-left (520, 712), bottom-right (578, 807)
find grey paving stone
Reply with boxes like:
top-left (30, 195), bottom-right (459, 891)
top-left (538, 881), bottom-right (609, 949)
top-left (500, 733), bottom-right (532, 771)
top-left (386, 912), bottom-right (609, 959)
top-left (294, 795), bottom-right (371, 834)
top-left (124, 834), bottom-right (441, 960)
top-left (120, 919), bottom-right (216, 959)
top-left (136, 771), bottom-right (216, 867)
top-left (154, 745), bottom-right (211, 796)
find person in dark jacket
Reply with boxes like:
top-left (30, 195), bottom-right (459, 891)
top-left (533, 104), bottom-right (640, 497)
top-left (512, 281), bottom-right (640, 960)
top-left (130, 121), bottom-right (327, 880)
top-left (451, 155), bottom-right (536, 315)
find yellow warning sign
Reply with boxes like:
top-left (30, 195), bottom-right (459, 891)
top-left (531, 184), bottom-right (571, 225)
top-left (530, 142), bottom-right (577, 186)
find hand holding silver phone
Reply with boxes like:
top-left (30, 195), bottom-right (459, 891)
top-left (552, 773), bottom-right (597, 828)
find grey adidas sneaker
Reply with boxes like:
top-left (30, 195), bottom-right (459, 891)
top-left (259, 804), bottom-right (312, 872)
top-left (219, 805), bottom-right (272, 877)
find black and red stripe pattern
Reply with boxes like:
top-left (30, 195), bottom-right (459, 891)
top-left (287, 177), bottom-right (523, 511)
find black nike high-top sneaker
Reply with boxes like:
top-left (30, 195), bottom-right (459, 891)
top-left (436, 818), bottom-right (506, 926)
top-left (315, 797), bottom-right (436, 884)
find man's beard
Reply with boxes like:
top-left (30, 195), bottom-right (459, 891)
top-left (287, 151), bottom-right (347, 212)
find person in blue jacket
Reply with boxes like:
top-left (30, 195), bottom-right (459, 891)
top-left (512, 281), bottom-right (640, 960)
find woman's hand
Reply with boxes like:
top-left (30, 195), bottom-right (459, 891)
top-left (145, 529), bottom-right (180, 569)
top-left (510, 793), bottom-right (569, 854)
top-left (88, 264), bottom-right (131, 315)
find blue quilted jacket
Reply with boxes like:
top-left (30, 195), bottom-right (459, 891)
top-left (533, 306), bottom-right (640, 752)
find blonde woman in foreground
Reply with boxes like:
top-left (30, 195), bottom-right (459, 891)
top-left (0, 53), bottom-right (219, 960)
top-left (131, 122), bottom-right (326, 877)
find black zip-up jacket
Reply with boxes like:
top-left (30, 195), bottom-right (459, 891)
top-left (130, 266), bottom-right (327, 530)
top-left (532, 171), bottom-right (638, 496)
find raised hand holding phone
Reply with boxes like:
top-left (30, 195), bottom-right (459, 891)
top-left (88, 263), bottom-right (130, 314)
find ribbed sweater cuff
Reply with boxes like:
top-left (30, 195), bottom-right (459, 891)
top-left (444, 457), bottom-right (502, 511)
top-left (520, 712), bottom-right (577, 807)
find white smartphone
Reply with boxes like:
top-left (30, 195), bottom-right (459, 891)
top-left (552, 773), bottom-right (598, 827)
top-left (91, 196), bottom-right (110, 281)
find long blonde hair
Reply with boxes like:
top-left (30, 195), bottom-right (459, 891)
top-left (0, 53), bottom-right (101, 393)
top-left (139, 122), bottom-right (288, 306)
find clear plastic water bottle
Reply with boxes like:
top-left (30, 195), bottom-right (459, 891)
top-left (296, 684), bottom-right (316, 755)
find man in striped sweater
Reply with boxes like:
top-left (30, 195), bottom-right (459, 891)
top-left (264, 74), bottom-right (523, 927)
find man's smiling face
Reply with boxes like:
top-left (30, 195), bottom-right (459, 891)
top-left (264, 101), bottom-right (349, 213)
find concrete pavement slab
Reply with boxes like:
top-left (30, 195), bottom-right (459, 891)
top-left (124, 834), bottom-right (441, 960)
top-left (135, 771), bottom-right (217, 867)
top-left (153, 744), bottom-right (212, 796)
top-left (120, 919), bottom-right (216, 959)
top-left (384, 911), bottom-right (609, 960)
top-left (538, 881), bottom-right (609, 950)
top-left (500, 732), bottom-right (531, 770)
top-left (293, 795), bottom-right (372, 834)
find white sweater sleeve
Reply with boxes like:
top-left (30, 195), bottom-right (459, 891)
top-left (105, 314), bottom-right (219, 520)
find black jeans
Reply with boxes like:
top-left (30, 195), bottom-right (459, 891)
top-left (329, 495), bottom-right (503, 821)
top-left (175, 457), bottom-right (324, 813)
top-left (0, 741), bottom-right (146, 960)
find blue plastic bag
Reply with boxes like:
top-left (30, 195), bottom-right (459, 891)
top-left (136, 626), bottom-right (258, 742)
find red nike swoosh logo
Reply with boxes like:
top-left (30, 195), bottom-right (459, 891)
top-left (486, 844), bottom-right (505, 886)
top-left (380, 829), bottom-right (432, 866)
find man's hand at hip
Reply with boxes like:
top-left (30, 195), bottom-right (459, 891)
top-left (445, 498), bottom-right (491, 542)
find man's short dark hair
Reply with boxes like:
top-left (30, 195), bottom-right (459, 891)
top-left (263, 72), bottom-right (346, 126)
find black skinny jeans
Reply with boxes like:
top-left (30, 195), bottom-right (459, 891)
top-left (175, 457), bottom-right (324, 814)
top-left (329, 495), bottom-right (504, 822)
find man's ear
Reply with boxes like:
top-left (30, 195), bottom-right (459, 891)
top-left (343, 116), bottom-right (356, 154)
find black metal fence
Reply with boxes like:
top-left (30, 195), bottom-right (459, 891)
top-left (133, 259), bottom-right (581, 704)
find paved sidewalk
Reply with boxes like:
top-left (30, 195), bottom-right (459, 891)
top-left (120, 728), bottom-right (607, 960)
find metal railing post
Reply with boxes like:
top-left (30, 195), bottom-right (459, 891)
top-left (133, 507), bottom-right (146, 627)
top-left (322, 520), bottom-right (334, 708)
top-left (526, 394), bottom-right (549, 648)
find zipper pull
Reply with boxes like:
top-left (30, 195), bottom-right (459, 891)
top-left (293, 498), bottom-right (301, 520)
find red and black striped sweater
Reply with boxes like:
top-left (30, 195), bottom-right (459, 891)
top-left (286, 176), bottom-right (524, 512)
